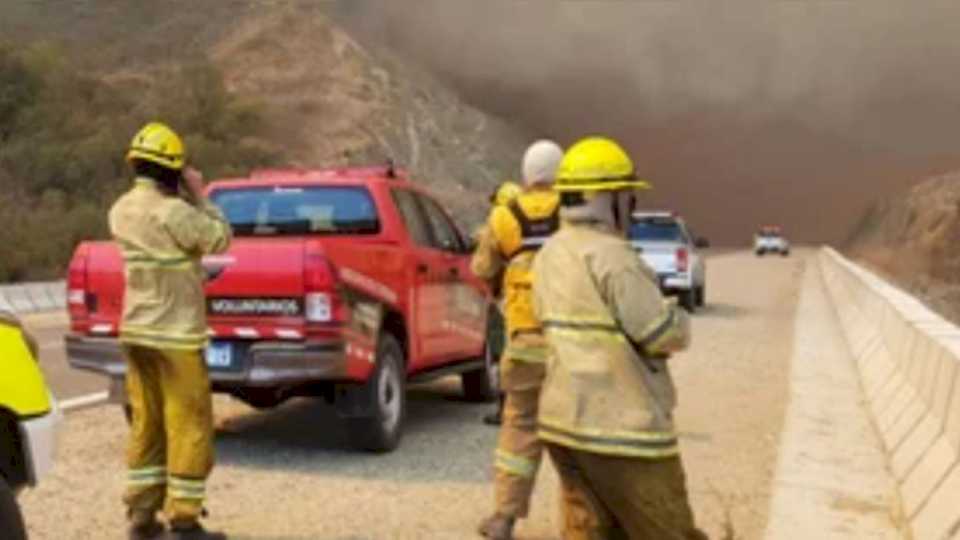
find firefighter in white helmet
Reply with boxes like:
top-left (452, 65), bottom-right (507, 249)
top-left (472, 140), bottom-right (564, 539)
top-left (532, 137), bottom-right (706, 539)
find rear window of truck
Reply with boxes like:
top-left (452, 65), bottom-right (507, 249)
top-left (210, 186), bottom-right (380, 236)
top-left (629, 218), bottom-right (688, 243)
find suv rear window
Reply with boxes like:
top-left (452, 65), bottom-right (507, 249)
top-left (211, 186), bottom-right (380, 236)
top-left (629, 218), bottom-right (687, 243)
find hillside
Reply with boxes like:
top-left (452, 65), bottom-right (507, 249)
top-left (847, 170), bottom-right (960, 321)
top-left (0, 2), bottom-right (527, 280)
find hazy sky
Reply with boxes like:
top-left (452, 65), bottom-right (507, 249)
top-left (336, 1), bottom-right (960, 243)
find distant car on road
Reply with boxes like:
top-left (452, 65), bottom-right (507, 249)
top-left (629, 211), bottom-right (709, 312)
top-left (65, 166), bottom-right (497, 452)
top-left (0, 312), bottom-right (60, 540)
top-left (754, 226), bottom-right (790, 256)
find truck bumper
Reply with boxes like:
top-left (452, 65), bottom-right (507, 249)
top-left (661, 273), bottom-right (694, 291)
top-left (19, 403), bottom-right (61, 486)
top-left (65, 334), bottom-right (359, 387)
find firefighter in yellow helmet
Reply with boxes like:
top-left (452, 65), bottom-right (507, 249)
top-left (110, 122), bottom-right (231, 540)
top-left (472, 140), bottom-right (564, 539)
top-left (532, 137), bottom-right (706, 539)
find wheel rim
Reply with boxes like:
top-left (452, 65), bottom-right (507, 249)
top-left (378, 357), bottom-right (401, 433)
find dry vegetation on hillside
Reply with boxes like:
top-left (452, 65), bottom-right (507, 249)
top-left (0, 2), bottom-right (526, 280)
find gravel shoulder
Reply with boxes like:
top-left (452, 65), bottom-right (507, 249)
top-left (21, 251), bottom-right (806, 539)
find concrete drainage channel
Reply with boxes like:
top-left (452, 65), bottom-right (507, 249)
top-left (820, 248), bottom-right (960, 540)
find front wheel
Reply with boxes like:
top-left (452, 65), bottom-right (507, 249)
top-left (346, 334), bottom-right (406, 453)
top-left (0, 476), bottom-right (27, 540)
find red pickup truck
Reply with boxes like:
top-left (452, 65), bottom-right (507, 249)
top-left (65, 166), bottom-right (496, 451)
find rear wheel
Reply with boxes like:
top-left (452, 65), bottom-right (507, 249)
top-left (679, 289), bottom-right (697, 312)
top-left (346, 334), bottom-right (406, 453)
top-left (695, 285), bottom-right (706, 307)
top-left (461, 314), bottom-right (500, 402)
top-left (0, 476), bottom-right (27, 540)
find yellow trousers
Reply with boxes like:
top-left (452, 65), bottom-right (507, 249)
top-left (123, 345), bottom-right (214, 526)
top-left (546, 444), bottom-right (707, 540)
top-left (493, 339), bottom-right (546, 518)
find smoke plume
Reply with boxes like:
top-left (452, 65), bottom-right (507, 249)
top-left (334, 0), bottom-right (960, 243)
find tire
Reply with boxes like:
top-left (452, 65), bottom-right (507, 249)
top-left (346, 334), bottom-right (406, 453)
top-left (0, 476), bottom-right (27, 540)
top-left (461, 314), bottom-right (500, 402)
top-left (679, 289), bottom-right (697, 312)
top-left (123, 404), bottom-right (132, 425)
top-left (755, 250), bottom-right (765, 257)
top-left (461, 341), bottom-right (499, 403)
top-left (695, 285), bottom-right (706, 307)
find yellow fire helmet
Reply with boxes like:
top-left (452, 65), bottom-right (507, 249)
top-left (126, 121), bottom-right (186, 171)
top-left (555, 137), bottom-right (651, 193)
top-left (492, 181), bottom-right (523, 206)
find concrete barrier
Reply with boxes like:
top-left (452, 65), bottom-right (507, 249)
top-left (819, 247), bottom-right (960, 540)
top-left (0, 281), bottom-right (66, 315)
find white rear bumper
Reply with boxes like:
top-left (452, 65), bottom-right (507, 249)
top-left (19, 397), bottom-right (61, 485)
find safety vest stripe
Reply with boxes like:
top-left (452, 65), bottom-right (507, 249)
top-left (538, 429), bottom-right (680, 459)
top-left (128, 466), bottom-right (167, 477)
top-left (637, 308), bottom-right (676, 350)
top-left (539, 418), bottom-right (677, 444)
top-left (542, 320), bottom-right (620, 333)
top-left (494, 449), bottom-right (540, 478)
top-left (127, 477), bottom-right (167, 487)
top-left (168, 477), bottom-right (206, 500)
top-left (538, 423), bottom-right (679, 458)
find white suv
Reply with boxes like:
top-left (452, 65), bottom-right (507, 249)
top-left (629, 212), bottom-right (708, 312)
top-left (754, 226), bottom-right (790, 256)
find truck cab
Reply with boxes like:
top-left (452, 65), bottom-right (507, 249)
top-left (65, 166), bottom-right (496, 452)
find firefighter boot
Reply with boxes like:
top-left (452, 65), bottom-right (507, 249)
top-left (128, 509), bottom-right (164, 540)
top-left (128, 520), bottom-right (164, 540)
top-left (163, 523), bottom-right (227, 540)
top-left (478, 513), bottom-right (515, 540)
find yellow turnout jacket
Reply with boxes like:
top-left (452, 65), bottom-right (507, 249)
top-left (109, 178), bottom-right (232, 351)
top-left (532, 220), bottom-right (690, 458)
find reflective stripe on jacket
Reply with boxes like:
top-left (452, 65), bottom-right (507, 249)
top-left (470, 189), bottom-right (559, 341)
top-left (109, 178), bottom-right (232, 351)
top-left (532, 221), bottom-right (690, 458)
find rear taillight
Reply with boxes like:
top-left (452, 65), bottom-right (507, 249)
top-left (303, 245), bottom-right (342, 324)
top-left (67, 243), bottom-right (91, 332)
top-left (676, 247), bottom-right (689, 273)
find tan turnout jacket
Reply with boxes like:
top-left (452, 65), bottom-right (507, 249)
top-left (532, 220), bottom-right (690, 458)
top-left (109, 178), bottom-right (232, 351)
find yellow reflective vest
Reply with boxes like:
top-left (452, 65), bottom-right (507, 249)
top-left (0, 313), bottom-right (51, 416)
top-left (109, 178), bottom-right (232, 351)
top-left (532, 221), bottom-right (690, 458)
top-left (471, 188), bottom-right (559, 338)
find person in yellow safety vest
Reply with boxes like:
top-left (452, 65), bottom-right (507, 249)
top-left (532, 137), bottom-right (707, 539)
top-left (479, 180), bottom-right (523, 427)
top-left (472, 140), bottom-right (564, 540)
top-left (109, 122), bottom-right (232, 540)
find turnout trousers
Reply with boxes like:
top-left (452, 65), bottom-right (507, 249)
top-left (493, 334), bottom-right (548, 518)
top-left (545, 444), bottom-right (707, 540)
top-left (122, 344), bottom-right (214, 527)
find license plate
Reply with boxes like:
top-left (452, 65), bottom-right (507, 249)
top-left (205, 342), bottom-right (233, 369)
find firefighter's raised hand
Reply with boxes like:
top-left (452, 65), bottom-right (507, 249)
top-left (182, 166), bottom-right (207, 202)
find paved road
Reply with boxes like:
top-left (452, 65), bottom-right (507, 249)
top-left (19, 250), bottom-right (900, 539)
top-left (20, 311), bottom-right (107, 402)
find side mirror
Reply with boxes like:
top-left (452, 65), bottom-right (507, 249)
top-left (694, 237), bottom-right (710, 249)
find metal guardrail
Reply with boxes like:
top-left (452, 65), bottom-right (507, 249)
top-left (0, 281), bottom-right (66, 314)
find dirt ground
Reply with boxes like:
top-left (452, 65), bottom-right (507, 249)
top-left (21, 251), bottom-right (806, 539)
